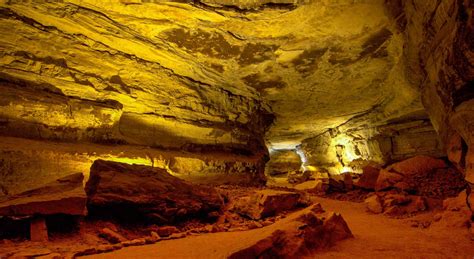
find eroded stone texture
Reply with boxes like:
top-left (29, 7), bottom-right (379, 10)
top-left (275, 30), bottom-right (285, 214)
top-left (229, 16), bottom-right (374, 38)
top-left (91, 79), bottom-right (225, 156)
top-left (299, 119), bottom-right (445, 175)
top-left (387, 0), bottom-right (473, 212)
top-left (0, 0), bottom-right (425, 154)
top-left (231, 190), bottom-right (301, 219)
top-left (0, 136), bottom-right (266, 196)
top-left (0, 173), bottom-right (86, 216)
top-left (85, 159), bottom-right (224, 223)
top-left (229, 207), bottom-right (353, 258)
top-left (265, 149), bottom-right (302, 176)
top-left (0, 1), bottom-right (274, 156)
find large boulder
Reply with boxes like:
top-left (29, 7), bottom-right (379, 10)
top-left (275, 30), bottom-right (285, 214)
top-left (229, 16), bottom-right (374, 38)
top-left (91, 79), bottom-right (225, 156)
top-left (389, 156), bottom-right (447, 175)
top-left (231, 190), bottom-right (302, 220)
top-left (375, 156), bottom-right (448, 192)
top-left (0, 173), bottom-right (86, 216)
top-left (85, 160), bottom-right (223, 223)
top-left (229, 206), bottom-right (353, 258)
top-left (354, 165), bottom-right (380, 190)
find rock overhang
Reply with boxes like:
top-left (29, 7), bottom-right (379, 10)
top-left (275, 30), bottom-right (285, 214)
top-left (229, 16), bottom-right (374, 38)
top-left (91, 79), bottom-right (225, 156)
top-left (0, 0), bottom-right (436, 169)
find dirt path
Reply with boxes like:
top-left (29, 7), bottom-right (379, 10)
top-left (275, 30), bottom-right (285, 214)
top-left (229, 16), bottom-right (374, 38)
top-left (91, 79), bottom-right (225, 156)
top-left (83, 197), bottom-right (474, 259)
top-left (314, 197), bottom-right (474, 259)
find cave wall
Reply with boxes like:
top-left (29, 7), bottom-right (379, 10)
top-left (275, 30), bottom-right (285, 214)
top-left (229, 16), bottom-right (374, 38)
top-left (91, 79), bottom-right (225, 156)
top-left (384, 0), bottom-right (473, 212)
top-left (299, 117), bottom-right (445, 175)
top-left (265, 149), bottom-right (302, 176)
top-left (0, 136), bottom-right (266, 195)
top-left (0, 0), bottom-right (281, 192)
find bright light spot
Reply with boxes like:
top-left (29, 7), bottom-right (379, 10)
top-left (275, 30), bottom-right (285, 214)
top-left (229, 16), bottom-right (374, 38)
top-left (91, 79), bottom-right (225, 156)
top-left (331, 134), bottom-right (360, 163)
top-left (341, 166), bottom-right (352, 174)
top-left (296, 148), bottom-right (307, 164)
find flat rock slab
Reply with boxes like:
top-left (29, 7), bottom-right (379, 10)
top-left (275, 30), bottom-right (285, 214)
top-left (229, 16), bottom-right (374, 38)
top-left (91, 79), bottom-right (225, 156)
top-left (232, 190), bottom-right (301, 219)
top-left (85, 160), bottom-right (223, 223)
top-left (0, 173), bottom-right (86, 216)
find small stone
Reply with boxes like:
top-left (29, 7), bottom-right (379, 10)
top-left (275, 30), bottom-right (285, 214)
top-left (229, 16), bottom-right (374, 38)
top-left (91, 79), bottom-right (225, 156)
top-left (248, 221), bottom-right (263, 229)
top-left (104, 222), bottom-right (119, 232)
top-left (99, 227), bottom-right (127, 244)
top-left (122, 238), bottom-right (146, 247)
top-left (310, 203), bottom-right (325, 214)
top-left (96, 244), bottom-right (115, 253)
top-left (157, 226), bottom-right (178, 237)
top-left (74, 247), bottom-right (98, 256)
top-left (262, 220), bottom-right (273, 226)
top-left (37, 252), bottom-right (62, 259)
top-left (364, 195), bottom-right (383, 214)
top-left (145, 236), bottom-right (157, 244)
top-left (201, 225), bottom-right (211, 233)
top-left (211, 224), bottom-right (222, 233)
top-left (168, 233), bottom-right (186, 239)
top-left (227, 227), bottom-right (247, 232)
top-left (150, 231), bottom-right (160, 240)
top-left (433, 214), bottom-right (442, 221)
top-left (13, 248), bottom-right (52, 258)
top-left (112, 243), bottom-right (123, 250)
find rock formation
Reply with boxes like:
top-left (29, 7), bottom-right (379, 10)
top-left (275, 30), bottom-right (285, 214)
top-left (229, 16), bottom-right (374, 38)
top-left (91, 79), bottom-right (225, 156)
top-left (85, 160), bottom-right (223, 223)
top-left (0, 0), bottom-right (473, 257)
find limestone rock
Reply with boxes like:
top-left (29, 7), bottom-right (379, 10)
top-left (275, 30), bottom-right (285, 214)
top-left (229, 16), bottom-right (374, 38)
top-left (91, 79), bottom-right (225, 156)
top-left (0, 173), bottom-right (86, 216)
top-left (85, 160), bottom-right (223, 223)
top-left (434, 191), bottom-right (472, 228)
top-left (99, 228), bottom-right (127, 244)
top-left (156, 226), bottom-right (178, 237)
top-left (30, 217), bottom-right (48, 242)
top-left (122, 238), bottom-right (146, 247)
top-left (11, 248), bottom-right (52, 258)
top-left (355, 165), bottom-right (380, 190)
top-left (265, 150), bottom-right (302, 176)
top-left (375, 169), bottom-right (403, 191)
top-left (389, 156), bottom-right (447, 176)
top-left (232, 190), bottom-right (301, 220)
top-left (375, 156), bottom-right (450, 192)
top-left (364, 195), bottom-right (383, 214)
top-left (228, 209), bottom-right (353, 258)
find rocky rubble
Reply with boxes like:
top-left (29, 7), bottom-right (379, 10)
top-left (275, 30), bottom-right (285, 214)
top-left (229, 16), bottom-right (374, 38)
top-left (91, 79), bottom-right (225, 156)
top-left (229, 205), bottom-right (353, 258)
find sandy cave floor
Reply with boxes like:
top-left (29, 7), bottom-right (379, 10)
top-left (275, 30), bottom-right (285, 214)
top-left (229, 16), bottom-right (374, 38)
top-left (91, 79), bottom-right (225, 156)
top-left (80, 196), bottom-right (474, 259)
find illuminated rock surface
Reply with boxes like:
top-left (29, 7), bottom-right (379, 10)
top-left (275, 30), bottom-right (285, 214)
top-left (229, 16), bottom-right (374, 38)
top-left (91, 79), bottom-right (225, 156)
top-left (0, 0), bottom-right (422, 151)
top-left (0, 0), bottom-right (473, 257)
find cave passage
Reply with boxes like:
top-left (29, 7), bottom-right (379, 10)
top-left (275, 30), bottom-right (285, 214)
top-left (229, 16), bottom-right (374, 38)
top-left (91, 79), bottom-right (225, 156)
top-left (0, 0), bottom-right (473, 258)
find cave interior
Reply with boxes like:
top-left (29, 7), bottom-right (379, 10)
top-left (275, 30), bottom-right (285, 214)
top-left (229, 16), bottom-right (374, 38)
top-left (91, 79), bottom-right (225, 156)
top-left (0, 0), bottom-right (473, 258)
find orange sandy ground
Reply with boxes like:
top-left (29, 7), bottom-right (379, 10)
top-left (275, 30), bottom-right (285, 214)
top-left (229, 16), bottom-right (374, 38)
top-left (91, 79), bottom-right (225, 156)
top-left (82, 197), bottom-right (474, 259)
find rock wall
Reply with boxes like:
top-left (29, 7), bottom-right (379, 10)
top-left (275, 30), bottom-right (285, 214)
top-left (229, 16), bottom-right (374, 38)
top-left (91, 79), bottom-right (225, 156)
top-left (0, 0), bottom-right (280, 192)
top-left (384, 0), bottom-right (473, 213)
top-left (0, 137), bottom-right (266, 196)
top-left (265, 149), bottom-right (302, 176)
top-left (0, 1), bottom-right (274, 155)
top-left (299, 117), bottom-right (445, 175)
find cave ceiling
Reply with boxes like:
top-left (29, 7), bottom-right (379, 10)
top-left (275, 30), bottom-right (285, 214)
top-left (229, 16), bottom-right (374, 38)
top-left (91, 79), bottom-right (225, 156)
top-left (0, 0), bottom-right (424, 151)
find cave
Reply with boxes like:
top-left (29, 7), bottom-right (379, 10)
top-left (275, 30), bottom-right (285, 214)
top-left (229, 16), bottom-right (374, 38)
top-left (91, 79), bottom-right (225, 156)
top-left (0, 0), bottom-right (473, 258)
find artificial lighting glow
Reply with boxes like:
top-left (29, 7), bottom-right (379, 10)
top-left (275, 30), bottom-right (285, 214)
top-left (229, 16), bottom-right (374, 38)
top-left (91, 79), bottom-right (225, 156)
top-left (331, 134), bottom-right (360, 164)
top-left (341, 166), bottom-right (352, 174)
top-left (296, 148), bottom-right (307, 164)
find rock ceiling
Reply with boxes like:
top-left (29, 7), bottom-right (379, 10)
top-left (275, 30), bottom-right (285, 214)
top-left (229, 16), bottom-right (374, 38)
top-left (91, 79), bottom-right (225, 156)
top-left (0, 0), bottom-right (424, 152)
